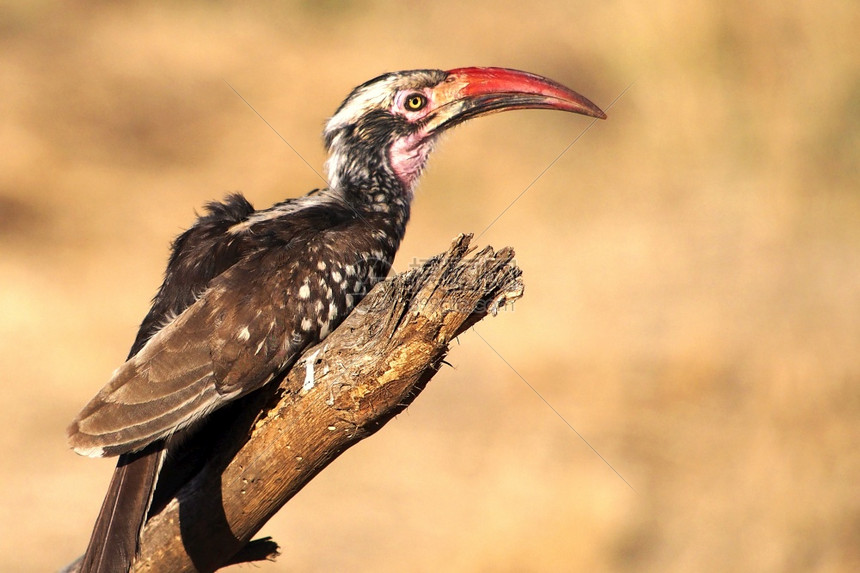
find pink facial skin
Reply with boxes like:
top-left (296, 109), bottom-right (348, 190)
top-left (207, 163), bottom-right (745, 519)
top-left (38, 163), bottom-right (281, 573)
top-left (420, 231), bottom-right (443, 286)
top-left (387, 89), bottom-right (436, 193)
top-left (388, 130), bottom-right (433, 194)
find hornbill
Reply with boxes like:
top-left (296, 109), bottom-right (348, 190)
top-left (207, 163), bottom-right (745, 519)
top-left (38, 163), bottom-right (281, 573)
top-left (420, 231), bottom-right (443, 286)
top-left (68, 67), bottom-right (605, 572)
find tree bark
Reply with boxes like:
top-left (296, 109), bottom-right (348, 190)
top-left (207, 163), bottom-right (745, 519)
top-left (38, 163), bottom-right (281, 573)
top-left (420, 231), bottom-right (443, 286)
top-left (66, 234), bottom-right (523, 572)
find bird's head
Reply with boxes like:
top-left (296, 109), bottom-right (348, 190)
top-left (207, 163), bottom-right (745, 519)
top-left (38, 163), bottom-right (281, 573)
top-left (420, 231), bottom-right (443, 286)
top-left (324, 67), bottom-right (605, 196)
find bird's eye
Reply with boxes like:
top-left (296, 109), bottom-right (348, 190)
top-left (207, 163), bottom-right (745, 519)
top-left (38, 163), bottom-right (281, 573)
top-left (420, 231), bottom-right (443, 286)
top-left (404, 93), bottom-right (427, 111)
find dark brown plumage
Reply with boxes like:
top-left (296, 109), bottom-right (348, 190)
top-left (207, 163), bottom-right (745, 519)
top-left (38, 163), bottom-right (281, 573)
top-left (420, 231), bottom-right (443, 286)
top-left (68, 67), bottom-right (605, 572)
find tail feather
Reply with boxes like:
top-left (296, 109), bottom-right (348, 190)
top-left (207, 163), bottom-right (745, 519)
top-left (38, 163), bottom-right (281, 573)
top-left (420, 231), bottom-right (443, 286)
top-left (79, 442), bottom-right (164, 573)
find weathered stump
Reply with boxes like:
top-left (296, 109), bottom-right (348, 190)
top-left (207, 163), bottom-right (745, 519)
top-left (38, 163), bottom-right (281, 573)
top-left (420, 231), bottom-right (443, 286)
top-left (66, 235), bottom-right (523, 572)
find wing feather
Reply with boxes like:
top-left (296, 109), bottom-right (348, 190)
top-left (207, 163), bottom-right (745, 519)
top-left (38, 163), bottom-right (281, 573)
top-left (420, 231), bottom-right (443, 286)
top-left (68, 266), bottom-right (289, 458)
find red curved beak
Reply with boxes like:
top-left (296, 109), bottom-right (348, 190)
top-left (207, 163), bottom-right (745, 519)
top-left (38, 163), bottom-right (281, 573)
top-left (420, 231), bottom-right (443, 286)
top-left (425, 67), bottom-right (605, 133)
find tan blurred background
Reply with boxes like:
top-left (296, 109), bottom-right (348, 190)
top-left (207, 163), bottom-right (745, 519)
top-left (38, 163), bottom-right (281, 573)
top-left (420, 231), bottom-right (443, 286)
top-left (1, 1), bottom-right (858, 571)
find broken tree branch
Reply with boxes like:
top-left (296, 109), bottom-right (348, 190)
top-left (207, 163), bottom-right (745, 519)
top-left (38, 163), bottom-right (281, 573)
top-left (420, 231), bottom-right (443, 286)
top-left (66, 234), bottom-right (523, 572)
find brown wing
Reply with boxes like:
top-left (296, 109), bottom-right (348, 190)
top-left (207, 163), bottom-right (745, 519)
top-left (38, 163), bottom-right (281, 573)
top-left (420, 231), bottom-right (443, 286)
top-left (68, 200), bottom-right (362, 458)
top-left (67, 266), bottom-right (290, 458)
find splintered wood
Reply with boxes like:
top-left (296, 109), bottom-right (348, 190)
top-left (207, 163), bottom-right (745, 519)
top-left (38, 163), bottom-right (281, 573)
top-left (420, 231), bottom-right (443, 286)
top-left (123, 235), bottom-right (522, 572)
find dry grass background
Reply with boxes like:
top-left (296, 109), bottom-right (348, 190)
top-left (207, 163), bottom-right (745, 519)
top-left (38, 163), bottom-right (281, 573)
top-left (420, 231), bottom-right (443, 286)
top-left (1, 1), bottom-right (858, 571)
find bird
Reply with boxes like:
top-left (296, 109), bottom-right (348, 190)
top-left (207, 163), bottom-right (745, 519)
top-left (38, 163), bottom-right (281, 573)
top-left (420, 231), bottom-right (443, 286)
top-left (67, 67), bottom-right (605, 572)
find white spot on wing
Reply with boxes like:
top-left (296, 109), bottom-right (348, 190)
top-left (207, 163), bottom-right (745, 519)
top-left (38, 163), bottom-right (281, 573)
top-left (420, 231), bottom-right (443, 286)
top-left (299, 284), bottom-right (310, 299)
top-left (238, 326), bottom-right (250, 342)
top-left (75, 446), bottom-right (106, 458)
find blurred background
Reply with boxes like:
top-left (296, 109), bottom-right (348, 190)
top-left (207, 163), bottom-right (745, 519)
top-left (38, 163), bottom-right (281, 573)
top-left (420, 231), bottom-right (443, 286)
top-left (1, 1), bottom-right (858, 571)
